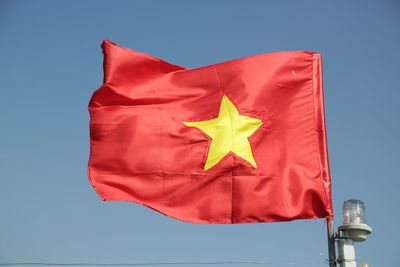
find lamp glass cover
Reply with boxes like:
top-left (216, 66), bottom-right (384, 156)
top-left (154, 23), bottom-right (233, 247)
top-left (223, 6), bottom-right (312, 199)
top-left (342, 199), bottom-right (366, 224)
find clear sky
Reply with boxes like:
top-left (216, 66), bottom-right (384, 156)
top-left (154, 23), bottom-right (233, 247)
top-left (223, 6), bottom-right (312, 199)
top-left (1, 1), bottom-right (399, 267)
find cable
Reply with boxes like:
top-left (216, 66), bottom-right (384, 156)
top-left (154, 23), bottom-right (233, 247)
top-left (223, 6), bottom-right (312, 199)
top-left (0, 260), bottom-right (324, 266)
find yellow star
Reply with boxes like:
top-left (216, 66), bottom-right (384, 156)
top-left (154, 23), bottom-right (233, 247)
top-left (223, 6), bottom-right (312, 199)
top-left (183, 95), bottom-right (263, 170)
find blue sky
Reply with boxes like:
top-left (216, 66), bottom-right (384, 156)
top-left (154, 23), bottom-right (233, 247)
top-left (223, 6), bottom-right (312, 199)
top-left (1, 1), bottom-right (399, 266)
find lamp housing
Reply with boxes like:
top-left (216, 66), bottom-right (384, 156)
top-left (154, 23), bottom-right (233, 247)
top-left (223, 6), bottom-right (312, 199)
top-left (338, 199), bottom-right (372, 242)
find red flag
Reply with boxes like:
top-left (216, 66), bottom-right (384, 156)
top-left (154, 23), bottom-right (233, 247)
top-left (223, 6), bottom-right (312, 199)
top-left (88, 40), bottom-right (333, 224)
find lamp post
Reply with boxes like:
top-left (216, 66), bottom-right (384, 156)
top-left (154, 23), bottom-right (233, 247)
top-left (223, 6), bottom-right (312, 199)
top-left (336, 199), bottom-right (372, 267)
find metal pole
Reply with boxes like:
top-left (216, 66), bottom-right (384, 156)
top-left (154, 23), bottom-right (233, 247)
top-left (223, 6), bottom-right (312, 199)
top-left (337, 238), bottom-right (357, 267)
top-left (327, 219), bottom-right (337, 267)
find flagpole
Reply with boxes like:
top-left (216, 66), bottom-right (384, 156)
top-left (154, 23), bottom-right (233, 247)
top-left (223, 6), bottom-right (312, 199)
top-left (327, 219), bottom-right (337, 267)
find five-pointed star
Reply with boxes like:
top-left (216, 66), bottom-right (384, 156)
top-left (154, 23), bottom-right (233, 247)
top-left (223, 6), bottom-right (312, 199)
top-left (183, 95), bottom-right (263, 170)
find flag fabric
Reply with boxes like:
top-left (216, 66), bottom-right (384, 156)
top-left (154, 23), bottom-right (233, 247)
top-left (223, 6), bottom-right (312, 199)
top-left (88, 40), bottom-right (333, 224)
